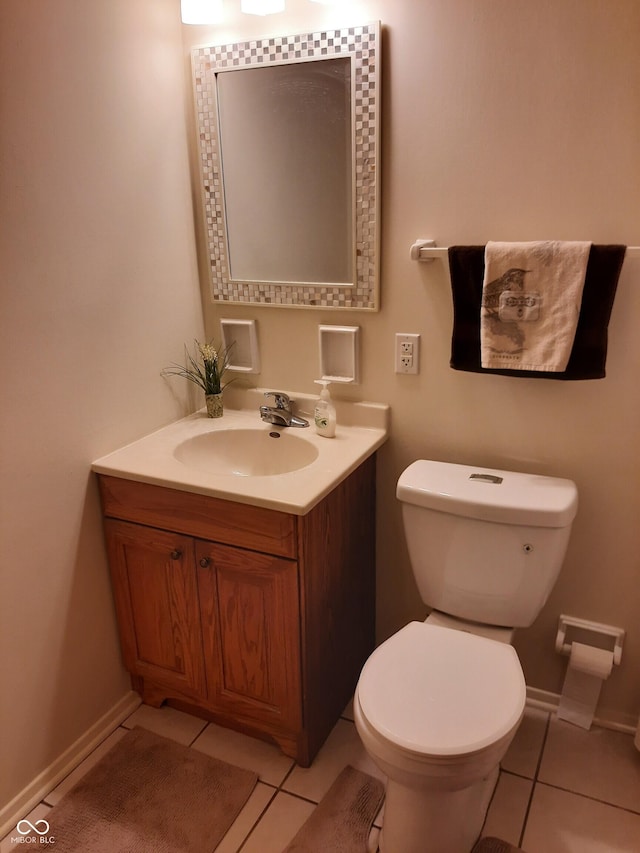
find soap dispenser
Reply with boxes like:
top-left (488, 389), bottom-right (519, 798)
top-left (313, 380), bottom-right (336, 438)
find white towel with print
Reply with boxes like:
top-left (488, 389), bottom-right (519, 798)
top-left (480, 241), bottom-right (591, 371)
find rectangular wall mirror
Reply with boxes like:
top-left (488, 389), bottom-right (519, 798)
top-left (191, 22), bottom-right (380, 310)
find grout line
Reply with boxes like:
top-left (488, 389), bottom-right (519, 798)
top-left (273, 758), bottom-right (323, 807)
top-left (274, 789), bottom-right (321, 808)
top-left (481, 766), bottom-right (504, 834)
top-left (518, 711), bottom-right (551, 848)
top-left (533, 713), bottom-right (552, 781)
top-left (533, 780), bottom-right (640, 817)
top-left (498, 768), bottom-right (536, 783)
top-left (186, 721), bottom-right (209, 748)
top-left (235, 785), bottom-right (278, 853)
top-left (279, 761), bottom-right (298, 792)
top-left (234, 760), bottom-right (319, 853)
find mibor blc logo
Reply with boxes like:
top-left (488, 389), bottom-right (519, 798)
top-left (11, 819), bottom-right (56, 845)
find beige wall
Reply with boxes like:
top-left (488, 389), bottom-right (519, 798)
top-left (184, 0), bottom-right (640, 725)
top-left (1, 1), bottom-right (203, 812)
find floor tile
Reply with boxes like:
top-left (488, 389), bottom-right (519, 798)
top-left (501, 706), bottom-right (549, 778)
top-left (539, 717), bottom-right (640, 812)
top-left (240, 791), bottom-right (315, 852)
top-left (214, 782), bottom-right (276, 853)
top-left (482, 771), bottom-right (532, 847)
top-left (284, 718), bottom-right (386, 802)
top-left (122, 703), bottom-right (207, 746)
top-left (523, 783), bottom-right (640, 853)
top-left (191, 721), bottom-right (294, 787)
top-left (1, 803), bottom-right (52, 853)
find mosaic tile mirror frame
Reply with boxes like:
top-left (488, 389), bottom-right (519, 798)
top-left (191, 22), bottom-right (380, 310)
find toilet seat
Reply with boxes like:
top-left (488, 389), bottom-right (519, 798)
top-left (357, 622), bottom-right (526, 757)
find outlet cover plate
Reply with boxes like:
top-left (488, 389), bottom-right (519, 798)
top-left (395, 333), bottom-right (420, 374)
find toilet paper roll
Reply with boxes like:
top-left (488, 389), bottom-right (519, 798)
top-left (567, 642), bottom-right (614, 678)
top-left (557, 642), bottom-right (614, 730)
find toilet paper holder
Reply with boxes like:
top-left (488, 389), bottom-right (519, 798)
top-left (555, 614), bottom-right (625, 666)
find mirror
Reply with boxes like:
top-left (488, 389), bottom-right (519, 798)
top-left (217, 59), bottom-right (353, 285)
top-left (191, 22), bottom-right (380, 310)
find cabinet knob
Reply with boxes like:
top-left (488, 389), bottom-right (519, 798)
top-left (170, 550), bottom-right (182, 561)
top-left (199, 557), bottom-right (210, 568)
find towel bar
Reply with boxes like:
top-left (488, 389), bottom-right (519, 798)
top-left (410, 239), bottom-right (640, 263)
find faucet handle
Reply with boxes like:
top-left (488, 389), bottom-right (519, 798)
top-left (264, 391), bottom-right (291, 409)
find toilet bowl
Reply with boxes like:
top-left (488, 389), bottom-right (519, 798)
top-left (355, 621), bottom-right (526, 853)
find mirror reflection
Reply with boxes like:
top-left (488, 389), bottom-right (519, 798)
top-left (191, 22), bottom-right (380, 310)
top-left (217, 58), bottom-right (353, 285)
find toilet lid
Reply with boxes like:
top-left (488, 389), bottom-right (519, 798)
top-left (357, 622), bottom-right (526, 756)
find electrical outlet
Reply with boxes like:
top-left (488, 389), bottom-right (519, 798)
top-left (395, 333), bottom-right (420, 374)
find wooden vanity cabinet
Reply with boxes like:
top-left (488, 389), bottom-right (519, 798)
top-left (97, 454), bottom-right (376, 766)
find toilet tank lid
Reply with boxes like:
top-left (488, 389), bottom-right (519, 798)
top-left (397, 460), bottom-right (578, 527)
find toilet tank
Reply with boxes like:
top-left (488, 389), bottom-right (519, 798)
top-left (396, 461), bottom-right (578, 628)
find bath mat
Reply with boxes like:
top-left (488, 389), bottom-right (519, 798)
top-left (283, 765), bottom-right (384, 852)
top-left (473, 837), bottom-right (525, 853)
top-left (21, 726), bottom-right (257, 852)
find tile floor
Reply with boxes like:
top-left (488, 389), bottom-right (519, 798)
top-left (3, 701), bottom-right (640, 852)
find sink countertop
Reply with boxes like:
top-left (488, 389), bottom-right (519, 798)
top-left (92, 389), bottom-right (389, 515)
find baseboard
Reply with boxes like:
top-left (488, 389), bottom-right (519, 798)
top-left (0, 690), bottom-right (141, 839)
top-left (526, 686), bottom-right (638, 735)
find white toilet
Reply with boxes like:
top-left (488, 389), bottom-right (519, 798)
top-left (355, 460), bottom-right (578, 853)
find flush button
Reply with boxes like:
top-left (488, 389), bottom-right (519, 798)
top-left (469, 473), bottom-right (503, 484)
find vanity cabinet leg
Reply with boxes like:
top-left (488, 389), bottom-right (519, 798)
top-left (131, 675), bottom-right (165, 708)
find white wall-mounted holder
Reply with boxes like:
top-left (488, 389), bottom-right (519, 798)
top-left (410, 238), bottom-right (437, 261)
top-left (410, 238), bottom-right (640, 262)
top-left (555, 614), bottom-right (625, 730)
top-left (220, 318), bottom-right (261, 374)
top-left (319, 325), bottom-right (359, 384)
top-left (555, 614), bottom-right (625, 665)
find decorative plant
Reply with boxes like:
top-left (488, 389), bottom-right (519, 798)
top-left (162, 339), bottom-right (234, 396)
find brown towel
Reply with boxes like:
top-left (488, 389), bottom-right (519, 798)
top-left (448, 244), bottom-right (626, 380)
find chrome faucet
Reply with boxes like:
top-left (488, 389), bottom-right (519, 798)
top-left (260, 391), bottom-right (309, 428)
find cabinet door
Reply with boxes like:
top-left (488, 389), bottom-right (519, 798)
top-left (196, 540), bottom-right (302, 731)
top-left (104, 519), bottom-right (206, 698)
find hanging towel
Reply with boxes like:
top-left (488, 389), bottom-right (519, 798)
top-left (480, 241), bottom-right (591, 371)
top-left (448, 244), bottom-right (626, 380)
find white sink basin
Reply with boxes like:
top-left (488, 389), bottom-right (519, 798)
top-left (174, 428), bottom-right (319, 477)
top-left (92, 389), bottom-right (389, 514)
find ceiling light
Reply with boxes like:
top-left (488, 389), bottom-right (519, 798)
top-left (241, 0), bottom-right (285, 15)
top-left (181, 0), bottom-right (224, 24)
